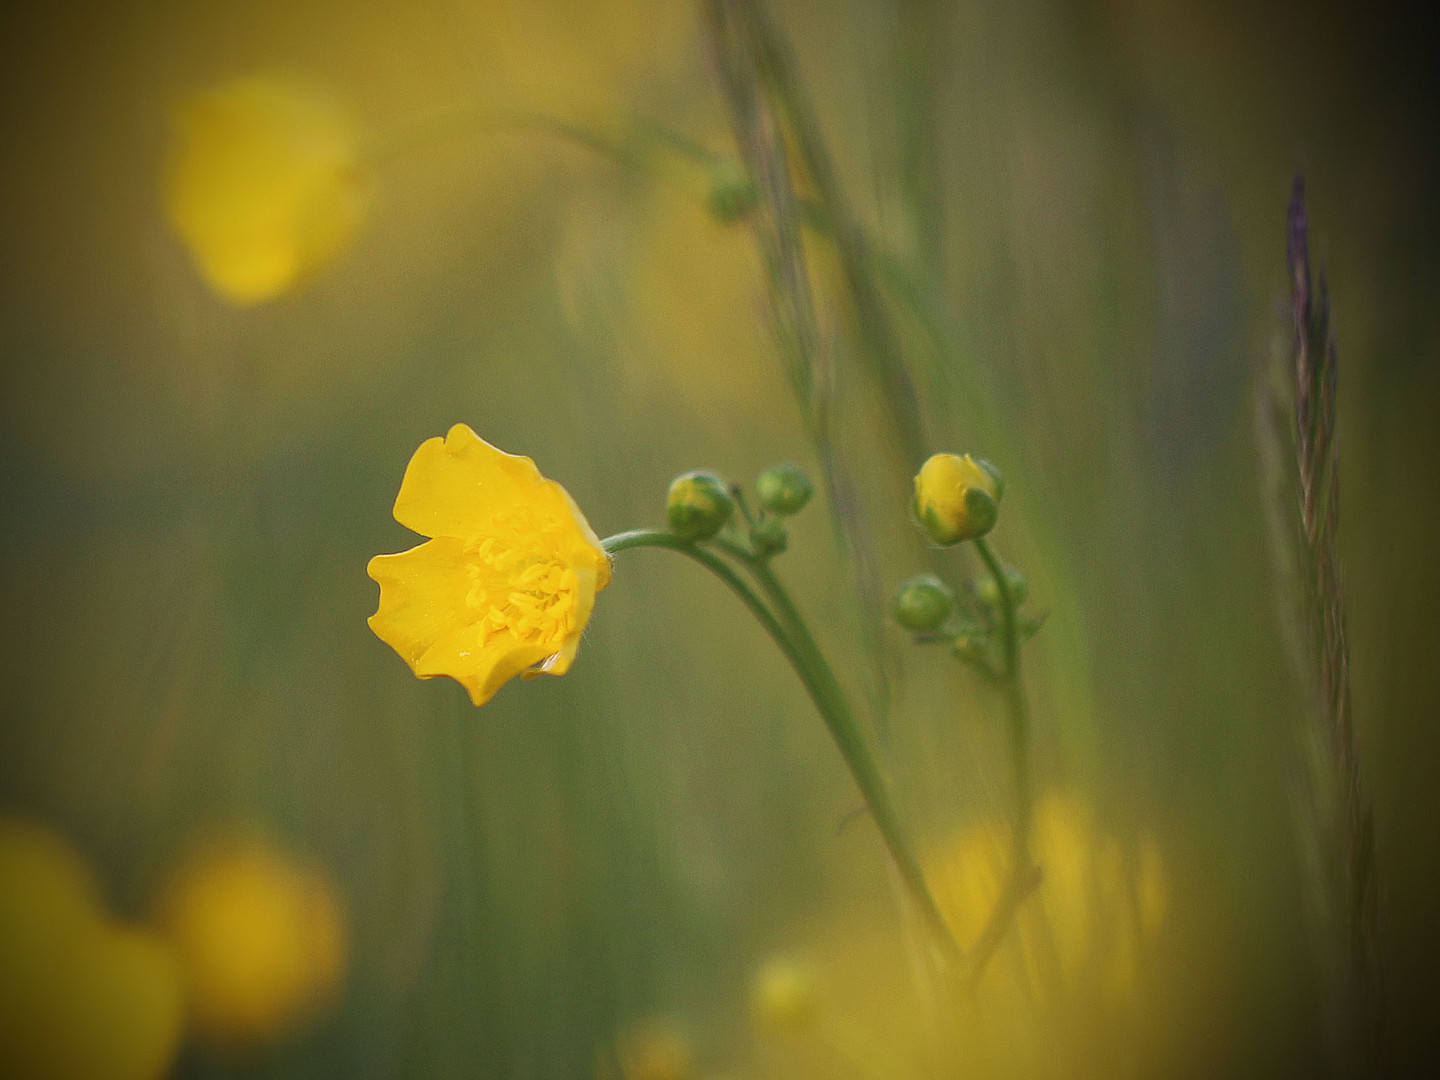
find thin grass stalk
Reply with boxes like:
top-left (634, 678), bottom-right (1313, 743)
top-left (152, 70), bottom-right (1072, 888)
top-left (703, 0), bottom-right (891, 722)
top-left (733, 0), bottom-right (932, 472)
top-left (1259, 174), bottom-right (1383, 1074)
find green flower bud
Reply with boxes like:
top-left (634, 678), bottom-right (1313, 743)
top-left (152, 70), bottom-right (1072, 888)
top-left (706, 160), bottom-right (757, 223)
top-left (912, 452), bottom-right (1002, 545)
top-left (1018, 611), bottom-right (1049, 640)
top-left (977, 566), bottom-right (1029, 608)
top-left (952, 631), bottom-right (991, 664)
top-left (750, 517), bottom-right (789, 557)
top-left (755, 463), bottom-right (814, 516)
top-left (893, 573), bottom-right (955, 633)
top-left (666, 471), bottom-right (733, 540)
top-left (973, 457), bottom-right (1004, 501)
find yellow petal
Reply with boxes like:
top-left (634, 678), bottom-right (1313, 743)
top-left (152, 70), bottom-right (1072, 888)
top-left (392, 424), bottom-right (549, 540)
top-left (554, 485), bottom-right (612, 592)
top-left (537, 561), bottom-right (603, 675)
top-left (415, 629), bottom-right (554, 707)
top-left (913, 452), bottom-right (1000, 544)
top-left (366, 538), bottom-right (477, 669)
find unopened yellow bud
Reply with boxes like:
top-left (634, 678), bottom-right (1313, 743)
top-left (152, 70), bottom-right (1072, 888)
top-left (666, 471), bottom-right (733, 540)
top-left (913, 453), bottom-right (1002, 545)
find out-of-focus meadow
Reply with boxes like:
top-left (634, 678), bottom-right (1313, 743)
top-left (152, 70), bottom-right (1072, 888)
top-left (1, 1), bottom-right (1437, 1077)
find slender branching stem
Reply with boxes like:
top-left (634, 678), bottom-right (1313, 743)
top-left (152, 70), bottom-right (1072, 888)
top-left (962, 536), bottom-right (1039, 985)
top-left (602, 529), bottom-right (960, 960)
top-left (603, 529), bottom-right (793, 658)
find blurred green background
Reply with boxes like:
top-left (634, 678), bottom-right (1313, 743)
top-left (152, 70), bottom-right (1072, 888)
top-left (1, 1), bottom-right (1436, 1077)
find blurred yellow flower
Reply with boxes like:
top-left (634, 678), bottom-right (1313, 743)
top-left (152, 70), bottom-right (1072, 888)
top-left (597, 178), bottom-right (837, 425)
top-left (165, 75), bottom-right (366, 305)
top-left (629, 188), bottom-right (776, 411)
top-left (157, 831), bottom-right (346, 1045)
top-left (368, 424), bottom-right (611, 706)
top-left (0, 818), bottom-right (183, 1080)
top-left (927, 792), bottom-right (1168, 1003)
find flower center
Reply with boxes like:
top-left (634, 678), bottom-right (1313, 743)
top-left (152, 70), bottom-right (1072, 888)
top-left (461, 510), bottom-right (578, 651)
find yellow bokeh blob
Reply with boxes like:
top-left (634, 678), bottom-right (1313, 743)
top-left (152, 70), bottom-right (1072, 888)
top-left (165, 75), bottom-right (367, 305)
top-left (927, 792), bottom-right (1169, 1004)
top-left (157, 832), bottom-right (347, 1045)
top-left (618, 177), bottom-right (839, 422)
top-left (470, 0), bottom-right (694, 120)
top-left (611, 1023), bottom-right (695, 1080)
top-left (630, 189), bottom-right (779, 412)
top-left (0, 818), bottom-right (184, 1080)
top-left (750, 956), bottom-right (820, 1034)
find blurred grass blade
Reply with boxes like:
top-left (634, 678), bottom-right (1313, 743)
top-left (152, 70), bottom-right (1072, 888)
top-left (1259, 173), bottom-right (1384, 1073)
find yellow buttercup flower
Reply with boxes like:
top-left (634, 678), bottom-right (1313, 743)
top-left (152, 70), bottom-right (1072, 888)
top-left (913, 452), bottom-right (1003, 545)
top-left (165, 75), bottom-right (366, 305)
top-left (367, 424), bottom-right (611, 706)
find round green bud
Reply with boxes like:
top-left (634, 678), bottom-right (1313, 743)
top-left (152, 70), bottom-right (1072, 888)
top-left (666, 471), bottom-right (734, 540)
top-left (913, 453), bottom-right (1002, 545)
top-left (750, 517), bottom-right (789, 557)
top-left (706, 160), bottom-right (757, 223)
top-left (893, 573), bottom-right (955, 633)
top-left (977, 566), bottom-right (1029, 608)
top-left (755, 463), bottom-right (814, 516)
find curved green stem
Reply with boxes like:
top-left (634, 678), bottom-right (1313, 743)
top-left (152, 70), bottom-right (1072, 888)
top-left (602, 530), bottom-right (793, 659)
top-left (602, 529), bottom-right (959, 959)
top-left (974, 538), bottom-right (1030, 819)
top-left (964, 536), bottom-right (1038, 984)
top-left (745, 557), bottom-right (956, 954)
